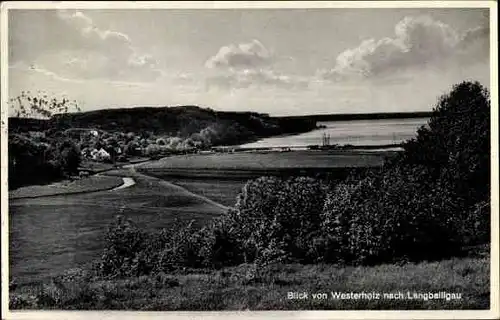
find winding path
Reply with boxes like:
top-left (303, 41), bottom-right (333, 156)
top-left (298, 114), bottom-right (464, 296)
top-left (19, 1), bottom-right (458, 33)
top-left (111, 177), bottom-right (136, 191)
top-left (124, 168), bottom-right (231, 212)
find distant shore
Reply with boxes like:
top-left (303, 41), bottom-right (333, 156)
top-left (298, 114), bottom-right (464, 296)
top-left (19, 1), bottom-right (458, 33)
top-left (275, 111), bottom-right (432, 122)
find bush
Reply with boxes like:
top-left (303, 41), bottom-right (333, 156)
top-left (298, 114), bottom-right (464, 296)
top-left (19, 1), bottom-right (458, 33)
top-left (195, 217), bottom-right (244, 269)
top-left (98, 216), bottom-right (151, 277)
top-left (227, 176), bottom-right (328, 265)
top-left (320, 165), bottom-right (463, 265)
top-left (98, 217), bottom-right (213, 277)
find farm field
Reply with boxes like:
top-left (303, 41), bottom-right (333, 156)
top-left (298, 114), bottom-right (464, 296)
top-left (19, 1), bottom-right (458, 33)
top-left (8, 170), bottom-right (227, 286)
top-left (139, 150), bottom-right (392, 206)
top-left (168, 178), bottom-right (246, 207)
top-left (137, 150), bottom-right (391, 171)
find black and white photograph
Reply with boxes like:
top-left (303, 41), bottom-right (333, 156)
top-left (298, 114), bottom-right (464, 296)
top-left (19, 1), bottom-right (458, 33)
top-left (1, 1), bottom-right (498, 319)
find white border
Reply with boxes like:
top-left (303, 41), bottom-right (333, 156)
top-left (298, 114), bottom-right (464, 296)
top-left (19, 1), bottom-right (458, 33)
top-left (1, 1), bottom-right (498, 320)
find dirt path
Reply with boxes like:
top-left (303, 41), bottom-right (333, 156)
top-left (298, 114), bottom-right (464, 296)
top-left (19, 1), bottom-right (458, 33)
top-left (126, 169), bottom-right (231, 212)
top-left (9, 160), bottom-right (230, 212)
top-left (110, 177), bottom-right (136, 191)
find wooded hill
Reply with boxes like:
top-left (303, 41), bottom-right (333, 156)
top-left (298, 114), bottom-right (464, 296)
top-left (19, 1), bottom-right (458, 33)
top-left (8, 106), bottom-right (317, 140)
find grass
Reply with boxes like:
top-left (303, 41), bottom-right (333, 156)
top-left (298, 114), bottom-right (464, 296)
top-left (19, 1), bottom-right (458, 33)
top-left (137, 150), bottom-right (389, 171)
top-left (79, 160), bottom-right (116, 172)
top-left (168, 178), bottom-right (245, 207)
top-left (138, 151), bottom-right (388, 203)
top-left (9, 253), bottom-right (490, 310)
top-left (8, 175), bottom-right (124, 199)
top-left (134, 150), bottom-right (389, 207)
top-left (9, 170), bottom-right (227, 286)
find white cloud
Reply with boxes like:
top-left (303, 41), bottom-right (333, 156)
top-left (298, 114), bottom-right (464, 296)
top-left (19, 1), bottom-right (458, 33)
top-left (57, 10), bottom-right (133, 56)
top-left (9, 62), bottom-right (83, 83)
top-left (206, 68), bottom-right (309, 90)
top-left (205, 39), bottom-right (272, 70)
top-left (320, 15), bottom-right (489, 81)
top-left (205, 40), bottom-right (308, 90)
top-left (11, 10), bottom-right (161, 83)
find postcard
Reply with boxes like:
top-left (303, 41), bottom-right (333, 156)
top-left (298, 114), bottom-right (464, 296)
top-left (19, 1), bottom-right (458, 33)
top-left (1, 1), bottom-right (498, 319)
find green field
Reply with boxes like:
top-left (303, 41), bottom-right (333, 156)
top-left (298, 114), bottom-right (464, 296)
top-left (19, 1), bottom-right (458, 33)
top-left (168, 178), bottom-right (246, 207)
top-left (9, 170), bottom-right (227, 286)
top-left (9, 175), bottom-right (124, 199)
top-left (138, 150), bottom-right (390, 171)
top-left (138, 150), bottom-right (390, 207)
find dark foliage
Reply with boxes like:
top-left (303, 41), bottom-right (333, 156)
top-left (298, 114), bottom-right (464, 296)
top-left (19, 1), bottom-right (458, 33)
top-left (228, 176), bottom-right (329, 264)
top-left (319, 81), bottom-right (491, 264)
top-left (399, 81), bottom-right (490, 208)
top-left (8, 134), bottom-right (81, 189)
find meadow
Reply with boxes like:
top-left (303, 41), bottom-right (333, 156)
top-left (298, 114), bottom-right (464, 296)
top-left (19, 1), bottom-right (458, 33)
top-left (9, 175), bottom-right (124, 199)
top-left (167, 178), bottom-right (245, 207)
top-left (10, 245), bottom-right (489, 310)
top-left (137, 150), bottom-right (390, 171)
top-left (137, 150), bottom-right (390, 206)
top-left (9, 170), bottom-right (228, 286)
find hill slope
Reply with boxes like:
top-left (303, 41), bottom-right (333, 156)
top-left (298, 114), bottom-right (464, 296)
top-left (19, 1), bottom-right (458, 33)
top-left (8, 105), bottom-right (317, 142)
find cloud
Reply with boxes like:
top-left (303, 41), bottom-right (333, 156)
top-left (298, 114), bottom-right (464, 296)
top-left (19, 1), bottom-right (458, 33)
top-left (320, 15), bottom-right (489, 81)
top-left (206, 68), bottom-right (309, 90)
top-left (205, 39), bottom-right (272, 70)
top-left (205, 40), bottom-right (308, 90)
top-left (9, 10), bottom-right (161, 83)
top-left (57, 10), bottom-right (132, 56)
top-left (9, 62), bottom-right (83, 83)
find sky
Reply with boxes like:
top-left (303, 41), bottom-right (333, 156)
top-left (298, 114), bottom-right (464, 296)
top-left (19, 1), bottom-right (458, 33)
top-left (7, 7), bottom-right (491, 116)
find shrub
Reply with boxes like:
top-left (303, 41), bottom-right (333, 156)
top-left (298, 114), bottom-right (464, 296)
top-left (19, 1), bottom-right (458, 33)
top-left (98, 217), bottom-right (212, 277)
top-left (196, 216), bottom-right (244, 269)
top-left (460, 200), bottom-right (490, 245)
top-left (98, 216), bottom-right (150, 278)
top-left (228, 176), bottom-right (328, 265)
top-left (156, 220), bottom-right (205, 271)
top-left (145, 144), bottom-right (162, 157)
top-left (321, 165), bottom-right (463, 265)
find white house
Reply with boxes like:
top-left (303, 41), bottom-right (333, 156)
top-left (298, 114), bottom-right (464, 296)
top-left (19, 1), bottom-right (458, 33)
top-left (91, 148), bottom-right (111, 161)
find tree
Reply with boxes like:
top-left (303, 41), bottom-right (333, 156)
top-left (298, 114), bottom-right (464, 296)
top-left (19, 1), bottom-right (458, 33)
top-left (8, 92), bottom-right (82, 188)
top-left (124, 141), bottom-right (140, 157)
top-left (400, 81), bottom-right (490, 207)
top-left (145, 144), bottom-right (161, 157)
top-left (56, 139), bottom-right (81, 175)
top-left (104, 137), bottom-right (119, 164)
top-left (9, 91), bottom-right (81, 119)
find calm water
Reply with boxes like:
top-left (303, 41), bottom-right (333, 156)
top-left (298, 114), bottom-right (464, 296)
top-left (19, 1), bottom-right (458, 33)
top-left (240, 118), bottom-right (429, 148)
